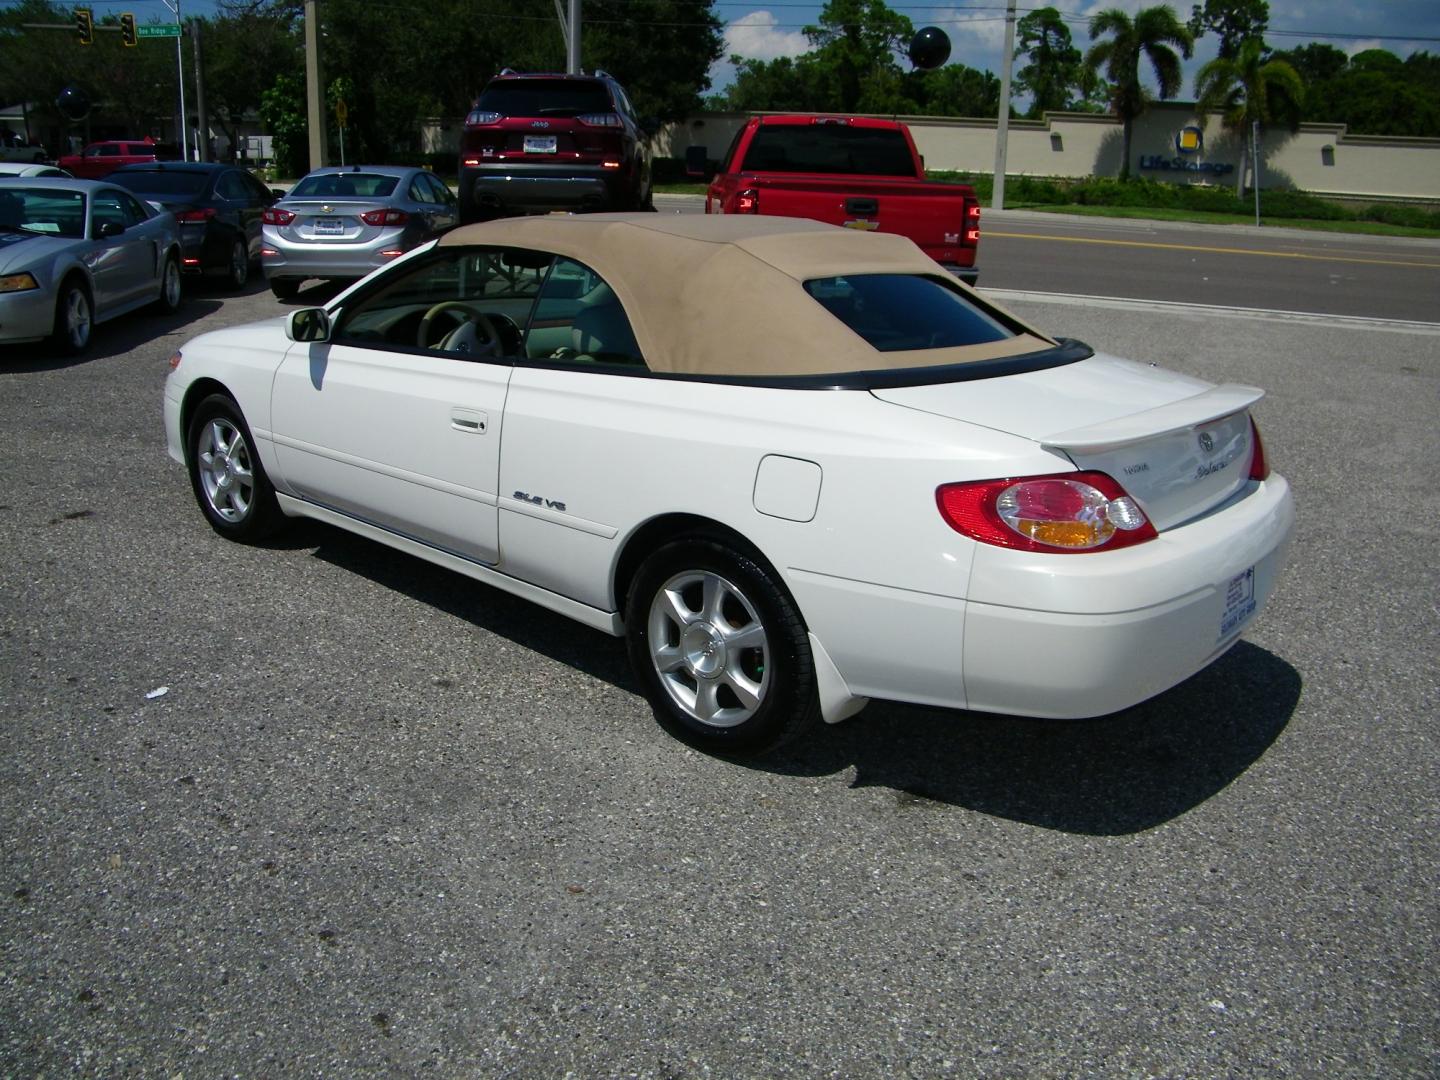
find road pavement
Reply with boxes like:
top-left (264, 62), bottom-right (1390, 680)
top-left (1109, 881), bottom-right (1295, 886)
top-left (1, 249), bottom-right (1437, 1076)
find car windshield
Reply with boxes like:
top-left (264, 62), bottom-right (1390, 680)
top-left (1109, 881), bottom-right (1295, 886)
top-left (0, 188), bottom-right (86, 238)
top-left (804, 274), bottom-right (1015, 352)
top-left (742, 125), bottom-right (916, 177)
top-left (108, 171), bottom-right (210, 197)
top-left (289, 172), bottom-right (399, 198)
top-left (477, 79), bottom-right (612, 117)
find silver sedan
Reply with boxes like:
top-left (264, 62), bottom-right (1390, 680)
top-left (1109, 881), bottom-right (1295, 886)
top-left (0, 177), bottom-right (183, 355)
top-left (261, 165), bottom-right (459, 299)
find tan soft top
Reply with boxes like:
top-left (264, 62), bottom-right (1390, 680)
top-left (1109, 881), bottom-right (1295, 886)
top-left (439, 214), bottom-right (1053, 377)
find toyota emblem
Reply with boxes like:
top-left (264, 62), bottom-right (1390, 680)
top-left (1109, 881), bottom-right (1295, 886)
top-left (1198, 432), bottom-right (1216, 454)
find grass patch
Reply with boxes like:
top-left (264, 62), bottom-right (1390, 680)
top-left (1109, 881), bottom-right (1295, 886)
top-left (1017, 203), bottom-right (1440, 238)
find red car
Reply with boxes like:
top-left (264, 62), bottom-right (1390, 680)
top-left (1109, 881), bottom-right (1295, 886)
top-left (694, 115), bottom-right (982, 284)
top-left (458, 70), bottom-right (655, 222)
top-left (59, 138), bottom-right (181, 181)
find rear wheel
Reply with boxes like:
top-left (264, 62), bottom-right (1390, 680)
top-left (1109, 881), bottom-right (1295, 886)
top-left (227, 237), bottom-right (250, 289)
top-left (186, 393), bottom-right (284, 542)
top-left (269, 277), bottom-right (300, 300)
top-left (49, 277), bottom-right (92, 356)
top-left (625, 537), bottom-right (820, 754)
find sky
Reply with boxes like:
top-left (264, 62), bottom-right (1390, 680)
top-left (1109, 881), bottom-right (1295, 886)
top-left (710, 0), bottom-right (1440, 99)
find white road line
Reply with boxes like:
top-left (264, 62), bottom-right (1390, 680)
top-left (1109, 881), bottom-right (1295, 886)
top-left (981, 288), bottom-right (1440, 336)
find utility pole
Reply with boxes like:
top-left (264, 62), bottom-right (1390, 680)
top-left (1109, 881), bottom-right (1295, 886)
top-left (305, 0), bottom-right (327, 170)
top-left (992, 0), bottom-right (1016, 210)
top-left (567, 0), bottom-right (581, 75)
top-left (192, 19), bottom-right (208, 162)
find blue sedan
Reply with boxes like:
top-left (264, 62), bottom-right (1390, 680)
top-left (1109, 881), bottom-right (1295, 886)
top-left (0, 177), bottom-right (183, 355)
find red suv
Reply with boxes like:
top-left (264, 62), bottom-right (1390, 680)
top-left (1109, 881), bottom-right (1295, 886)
top-left (458, 70), bottom-right (655, 222)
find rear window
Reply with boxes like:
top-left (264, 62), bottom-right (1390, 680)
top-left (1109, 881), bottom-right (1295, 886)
top-left (742, 125), bottom-right (916, 177)
top-left (804, 275), bottom-right (1014, 352)
top-left (109, 171), bottom-right (209, 197)
top-left (478, 79), bottom-right (613, 118)
top-left (290, 172), bottom-right (399, 198)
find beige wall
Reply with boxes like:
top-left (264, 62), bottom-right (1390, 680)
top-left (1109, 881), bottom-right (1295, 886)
top-left (661, 103), bottom-right (1440, 202)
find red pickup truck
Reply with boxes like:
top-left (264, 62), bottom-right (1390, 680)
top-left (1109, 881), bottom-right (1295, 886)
top-left (692, 114), bottom-right (981, 284)
top-left (59, 138), bottom-right (181, 180)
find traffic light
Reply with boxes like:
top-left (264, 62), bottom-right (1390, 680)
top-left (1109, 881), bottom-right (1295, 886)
top-left (120, 13), bottom-right (137, 47)
top-left (75, 7), bottom-right (93, 45)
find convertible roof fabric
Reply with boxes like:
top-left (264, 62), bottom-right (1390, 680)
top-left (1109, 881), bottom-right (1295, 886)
top-left (438, 214), bottom-right (1053, 377)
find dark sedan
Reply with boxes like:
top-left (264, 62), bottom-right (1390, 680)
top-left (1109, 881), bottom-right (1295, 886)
top-left (108, 163), bottom-right (279, 289)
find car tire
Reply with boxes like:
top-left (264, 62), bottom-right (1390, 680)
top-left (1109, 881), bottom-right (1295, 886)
top-left (227, 237), bottom-right (250, 289)
top-left (625, 537), bottom-right (820, 754)
top-left (186, 393), bottom-right (284, 542)
top-left (269, 278), bottom-right (300, 300)
top-left (151, 252), bottom-right (183, 314)
top-left (49, 276), bottom-right (93, 356)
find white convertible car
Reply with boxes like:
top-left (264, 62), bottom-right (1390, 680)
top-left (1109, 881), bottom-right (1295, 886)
top-left (164, 215), bottom-right (1294, 752)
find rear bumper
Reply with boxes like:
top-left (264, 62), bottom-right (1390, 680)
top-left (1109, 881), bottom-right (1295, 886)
top-left (791, 474), bottom-right (1294, 720)
top-left (261, 225), bottom-right (411, 281)
top-left (461, 164), bottom-right (629, 212)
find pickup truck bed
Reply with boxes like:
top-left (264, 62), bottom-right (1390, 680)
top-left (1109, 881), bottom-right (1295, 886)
top-left (699, 115), bottom-right (981, 283)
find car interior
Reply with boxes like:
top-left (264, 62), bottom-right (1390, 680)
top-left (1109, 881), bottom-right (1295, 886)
top-left (333, 248), bottom-right (646, 368)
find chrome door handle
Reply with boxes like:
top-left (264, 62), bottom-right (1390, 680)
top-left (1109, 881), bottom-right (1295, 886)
top-left (451, 408), bottom-right (488, 433)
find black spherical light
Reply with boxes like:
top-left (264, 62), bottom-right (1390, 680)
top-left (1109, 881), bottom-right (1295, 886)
top-left (908, 27), bottom-right (952, 70)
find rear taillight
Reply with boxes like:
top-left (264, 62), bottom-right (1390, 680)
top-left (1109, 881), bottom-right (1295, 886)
top-left (263, 208), bottom-right (295, 226)
top-left (1248, 417), bottom-right (1270, 481)
top-left (937, 472), bottom-right (1157, 553)
top-left (174, 207), bottom-right (216, 222)
top-left (360, 209), bottom-right (409, 226)
top-left (963, 199), bottom-right (980, 245)
top-left (577, 112), bottom-right (622, 127)
top-left (734, 188), bottom-right (759, 214)
top-left (465, 110), bottom-right (502, 126)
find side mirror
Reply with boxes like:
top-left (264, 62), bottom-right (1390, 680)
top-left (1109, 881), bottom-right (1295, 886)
top-left (684, 145), bottom-right (711, 180)
top-left (96, 221), bottom-right (125, 238)
top-left (286, 307), bottom-right (331, 342)
top-left (270, 188), bottom-right (286, 199)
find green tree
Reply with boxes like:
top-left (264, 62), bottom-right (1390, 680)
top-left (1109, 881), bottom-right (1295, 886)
top-left (803, 0), bottom-right (913, 112)
top-left (202, 4), bottom-right (302, 162)
top-left (581, 0), bottom-right (726, 121)
top-left (259, 72), bottom-right (307, 177)
top-left (1085, 5), bottom-right (1194, 179)
top-left (1194, 35), bottom-right (1302, 193)
top-left (1014, 6), bottom-right (1085, 116)
top-left (905, 63), bottom-right (1001, 118)
top-left (722, 56), bottom-right (828, 112)
top-left (1186, 0), bottom-right (1268, 60)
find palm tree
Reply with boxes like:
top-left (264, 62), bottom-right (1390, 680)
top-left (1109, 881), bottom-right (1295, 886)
top-left (1195, 36), bottom-right (1305, 194)
top-left (1085, 6), bottom-right (1194, 179)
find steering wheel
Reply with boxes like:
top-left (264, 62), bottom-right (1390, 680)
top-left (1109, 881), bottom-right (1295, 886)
top-left (417, 302), bottom-right (501, 355)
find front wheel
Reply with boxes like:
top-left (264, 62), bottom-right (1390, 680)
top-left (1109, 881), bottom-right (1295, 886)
top-left (186, 393), bottom-right (284, 541)
top-left (151, 253), bottom-right (183, 314)
top-left (49, 278), bottom-right (92, 356)
top-left (625, 538), bottom-right (820, 754)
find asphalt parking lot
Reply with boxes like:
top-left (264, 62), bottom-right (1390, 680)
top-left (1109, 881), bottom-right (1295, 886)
top-left (2, 267), bottom-right (1437, 1077)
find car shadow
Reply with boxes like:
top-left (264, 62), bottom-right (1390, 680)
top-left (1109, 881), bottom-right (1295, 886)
top-left (270, 280), bottom-right (350, 306)
top-left (0, 293), bottom-right (225, 370)
top-left (296, 520), bottom-right (1299, 836)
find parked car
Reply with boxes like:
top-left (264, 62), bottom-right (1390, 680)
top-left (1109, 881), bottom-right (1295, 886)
top-left (108, 162), bottom-right (278, 288)
top-left (458, 70), bottom-right (655, 222)
top-left (0, 177), bottom-right (183, 355)
top-left (0, 163), bottom-right (71, 178)
top-left (164, 214), bottom-right (1294, 754)
top-left (693, 114), bottom-right (982, 284)
top-left (0, 130), bottom-right (47, 164)
top-left (261, 165), bottom-right (459, 299)
top-left (58, 138), bottom-right (181, 180)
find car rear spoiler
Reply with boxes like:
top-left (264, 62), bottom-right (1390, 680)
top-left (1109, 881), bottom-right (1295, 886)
top-left (1041, 384), bottom-right (1264, 453)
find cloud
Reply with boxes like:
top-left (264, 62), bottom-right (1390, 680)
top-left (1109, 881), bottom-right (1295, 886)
top-left (723, 11), bottom-right (810, 63)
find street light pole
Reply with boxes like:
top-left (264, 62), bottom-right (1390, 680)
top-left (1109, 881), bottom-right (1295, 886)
top-left (159, 0), bottom-right (188, 160)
